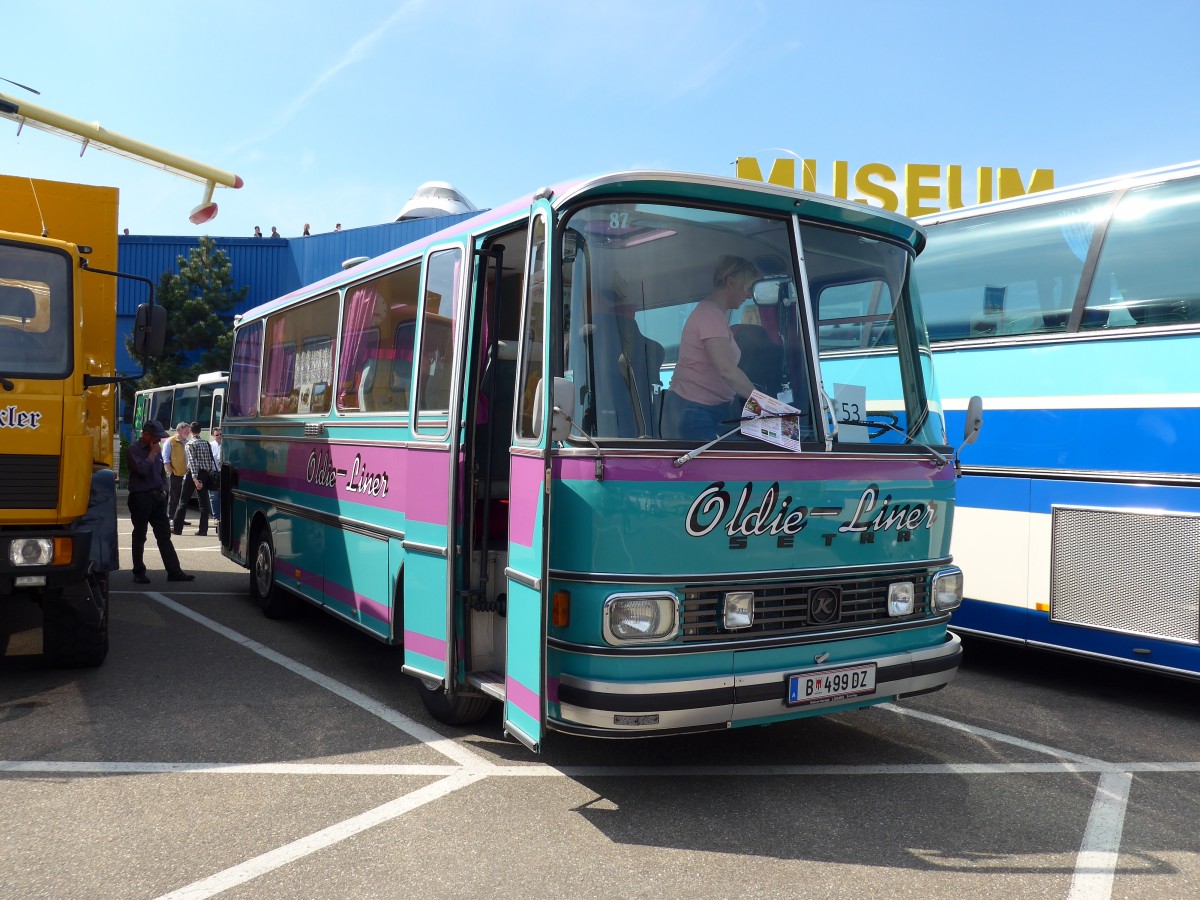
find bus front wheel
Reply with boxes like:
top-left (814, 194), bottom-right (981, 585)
top-left (250, 526), bottom-right (296, 619)
top-left (416, 678), bottom-right (494, 726)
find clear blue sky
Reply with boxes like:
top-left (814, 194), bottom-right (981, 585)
top-left (3, 0), bottom-right (1199, 237)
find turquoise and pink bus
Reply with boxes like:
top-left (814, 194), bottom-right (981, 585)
top-left (219, 171), bottom-right (972, 751)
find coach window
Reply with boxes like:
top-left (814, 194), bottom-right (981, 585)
top-left (415, 247), bottom-right (463, 425)
top-left (228, 320), bottom-right (263, 418)
top-left (516, 215), bottom-right (547, 440)
top-left (261, 293), bottom-right (338, 416)
top-left (337, 263), bottom-right (420, 413)
top-left (1082, 177), bottom-right (1200, 330)
top-left (914, 194), bottom-right (1110, 341)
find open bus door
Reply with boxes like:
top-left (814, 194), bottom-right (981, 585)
top-left (503, 209), bottom-right (550, 751)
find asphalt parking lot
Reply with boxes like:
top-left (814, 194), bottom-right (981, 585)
top-left (2, 520), bottom-right (1198, 900)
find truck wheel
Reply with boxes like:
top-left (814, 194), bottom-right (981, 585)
top-left (43, 574), bottom-right (109, 668)
top-left (250, 526), bottom-right (296, 619)
top-left (415, 678), bottom-right (494, 725)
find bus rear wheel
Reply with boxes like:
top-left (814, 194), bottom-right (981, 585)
top-left (250, 526), bottom-right (296, 619)
top-left (42, 573), bottom-right (109, 668)
top-left (416, 678), bottom-right (494, 726)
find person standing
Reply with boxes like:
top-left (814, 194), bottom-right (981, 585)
top-left (174, 421), bottom-right (216, 536)
top-left (209, 426), bottom-right (223, 523)
top-left (126, 419), bottom-right (194, 583)
top-left (270, 226), bottom-right (281, 238)
top-left (253, 226), bottom-right (262, 238)
top-left (163, 422), bottom-right (190, 519)
top-left (302, 223), bottom-right (311, 236)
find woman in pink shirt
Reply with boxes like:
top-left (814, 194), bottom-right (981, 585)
top-left (663, 255), bottom-right (758, 439)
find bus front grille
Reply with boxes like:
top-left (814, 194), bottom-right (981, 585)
top-left (1052, 506), bottom-right (1200, 645)
top-left (0, 455), bottom-right (60, 509)
top-left (679, 570), bottom-right (932, 642)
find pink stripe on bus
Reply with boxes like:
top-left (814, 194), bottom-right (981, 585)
top-left (404, 629), bottom-right (446, 662)
top-left (553, 455), bottom-right (955, 484)
top-left (406, 448), bottom-right (451, 525)
top-left (506, 674), bottom-right (541, 722)
top-left (507, 455), bottom-right (544, 547)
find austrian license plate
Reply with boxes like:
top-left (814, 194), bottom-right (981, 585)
top-left (786, 663), bottom-right (876, 707)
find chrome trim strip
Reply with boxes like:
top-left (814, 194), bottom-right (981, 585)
top-left (961, 465), bottom-right (1200, 487)
top-left (229, 432), bottom-right (415, 448)
top-left (504, 721), bottom-right (540, 753)
top-left (548, 614), bottom-right (950, 657)
top-left (402, 540), bottom-right (447, 558)
top-left (559, 672), bottom-right (734, 695)
top-left (549, 557), bottom-right (953, 586)
top-left (402, 665), bottom-right (443, 685)
top-left (505, 567), bottom-right (541, 592)
top-left (929, 322), bottom-right (1200, 351)
top-left (231, 488), bottom-right (403, 540)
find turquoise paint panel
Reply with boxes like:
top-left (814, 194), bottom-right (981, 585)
top-left (505, 580), bottom-right (544, 739)
top-left (271, 508), bottom-right (323, 603)
top-left (549, 476), bottom-right (954, 577)
top-left (732, 624), bottom-right (947, 674)
top-left (324, 528), bottom-right (391, 630)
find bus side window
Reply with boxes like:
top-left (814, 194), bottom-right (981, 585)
top-left (416, 248), bottom-right (462, 416)
top-left (1083, 177), bottom-right (1200, 330)
top-left (228, 321), bottom-right (264, 418)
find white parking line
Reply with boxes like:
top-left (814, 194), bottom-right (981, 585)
top-left (5, 759), bottom-right (1199, 778)
top-left (1068, 771), bottom-right (1133, 900)
top-left (881, 703), bottom-right (1107, 765)
top-left (19, 588), bottom-right (1182, 899)
top-left (157, 771), bottom-right (485, 900)
top-left (144, 591), bottom-right (491, 772)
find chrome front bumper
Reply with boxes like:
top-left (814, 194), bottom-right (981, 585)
top-left (551, 632), bottom-right (962, 736)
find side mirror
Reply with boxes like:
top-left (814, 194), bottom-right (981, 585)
top-left (133, 303), bottom-right (167, 359)
top-left (962, 395), bottom-right (983, 446)
top-left (551, 376), bottom-right (574, 442)
top-left (751, 275), bottom-right (795, 306)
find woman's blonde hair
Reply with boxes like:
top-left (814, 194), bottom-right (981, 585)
top-left (712, 255), bottom-right (758, 288)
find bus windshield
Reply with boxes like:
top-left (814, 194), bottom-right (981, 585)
top-left (561, 202), bottom-right (813, 443)
top-left (559, 200), bottom-right (941, 447)
top-left (0, 242), bottom-right (72, 379)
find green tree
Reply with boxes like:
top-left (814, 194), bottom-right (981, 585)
top-left (126, 236), bottom-right (247, 394)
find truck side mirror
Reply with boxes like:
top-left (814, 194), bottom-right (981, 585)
top-left (133, 303), bottom-right (167, 359)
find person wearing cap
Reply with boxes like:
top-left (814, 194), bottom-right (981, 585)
top-left (126, 419), bottom-right (194, 584)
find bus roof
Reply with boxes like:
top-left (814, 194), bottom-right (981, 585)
top-left (239, 170), bottom-right (925, 323)
top-left (919, 157), bottom-right (1200, 226)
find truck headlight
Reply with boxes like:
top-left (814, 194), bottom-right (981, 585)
top-left (932, 567), bottom-right (964, 611)
top-left (603, 592), bottom-right (678, 644)
top-left (9, 538), bottom-right (54, 567)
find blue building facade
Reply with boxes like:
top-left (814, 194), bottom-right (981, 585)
top-left (114, 212), bottom-right (481, 374)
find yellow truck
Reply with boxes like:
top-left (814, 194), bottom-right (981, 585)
top-left (0, 175), bottom-right (165, 666)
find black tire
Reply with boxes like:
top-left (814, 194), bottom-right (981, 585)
top-left (415, 678), bottom-right (494, 726)
top-left (42, 573), bottom-right (109, 668)
top-left (250, 525), bottom-right (296, 619)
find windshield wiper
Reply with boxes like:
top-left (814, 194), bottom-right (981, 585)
top-left (0, 376), bottom-right (13, 391)
top-left (672, 411), bottom-right (795, 468)
top-left (837, 415), bottom-right (950, 469)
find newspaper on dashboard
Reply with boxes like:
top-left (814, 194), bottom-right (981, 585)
top-left (738, 390), bottom-right (803, 452)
